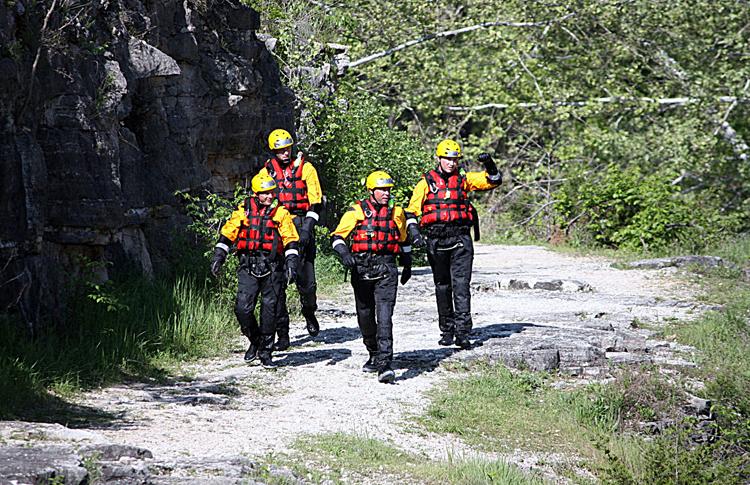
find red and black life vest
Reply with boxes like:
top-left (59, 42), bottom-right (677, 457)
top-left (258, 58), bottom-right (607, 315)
top-left (236, 198), bottom-right (283, 254)
top-left (265, 156), bottom-right (309, 215)
top-left (350, 199), bottom-right (401, 254)
top-left (420, 169), bottom-right (473, 226)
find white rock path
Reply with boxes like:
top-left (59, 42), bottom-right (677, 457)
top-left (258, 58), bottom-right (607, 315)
top-left (74, 244), bottom-right (702, 481)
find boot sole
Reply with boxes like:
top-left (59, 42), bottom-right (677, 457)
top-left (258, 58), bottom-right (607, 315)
top-left (378, 370), bottom-right (395, 383)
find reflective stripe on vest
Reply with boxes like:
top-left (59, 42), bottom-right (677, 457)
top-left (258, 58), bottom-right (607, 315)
top-left (236, 197), bottom-right (283, 254)
top-left (420, 170), bottom-right (473, 226)
top-left (265, 156), bottom-right (310, 214)
top-left (350, 199), bottom-right (401, 254)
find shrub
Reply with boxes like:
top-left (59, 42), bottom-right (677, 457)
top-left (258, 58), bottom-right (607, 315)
top-left (555, 164), bottom-right (737, 251)
top-left (314, 92), bottom-right (432, 218)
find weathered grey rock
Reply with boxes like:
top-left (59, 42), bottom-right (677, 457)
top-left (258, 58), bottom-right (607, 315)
top-left (79, 444), bottom-right (153, 461)
top-left (494, 348), bottom-right (561, 371)
top-left (99, 461), bottom-right (150, 484)
top-left (606, 352), bottom-right (653, 365)
top-left (0, 446), bottom-right (88, 485)
top-left (624, 255), bottom-right (737, 271)
top-left (583, 321), bottom-right (614, 332)
top-left (0, 0), bottom-right (295, 328)
top-left (494, 278), bottom-right (593, 292)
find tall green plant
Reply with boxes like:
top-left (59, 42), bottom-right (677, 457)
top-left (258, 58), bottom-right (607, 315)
top-left (315, 93), bottom-right (431, 216)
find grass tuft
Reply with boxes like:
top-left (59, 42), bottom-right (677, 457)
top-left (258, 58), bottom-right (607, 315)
top-left (293, 432), bottom-right (543, 484)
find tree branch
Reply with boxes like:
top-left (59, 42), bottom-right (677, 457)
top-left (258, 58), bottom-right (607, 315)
top-left (17, 0), bottom-right (59, 125)
top-left (447, 95), bottom-right (747, 112)
top-left (347, 13), bottom-right (576, 69)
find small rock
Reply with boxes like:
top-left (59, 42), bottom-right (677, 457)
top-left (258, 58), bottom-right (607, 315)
top-left (684, 393), bottom-right (711, 416)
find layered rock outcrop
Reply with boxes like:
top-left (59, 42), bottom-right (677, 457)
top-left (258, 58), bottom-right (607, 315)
top-left (0, 0), bottom-right (294, 330)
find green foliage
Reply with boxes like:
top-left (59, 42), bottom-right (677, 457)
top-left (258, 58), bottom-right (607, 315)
top-left (177, 187), bottom-right (245, 304)
top-left (316, 93), bottom-right (432, 214)
top-left (555, 164), bottom-right (738, 251)
top-left (249, 0), bottom-right (750, 250)
top-left (0, 271), bottom-right (235, 419)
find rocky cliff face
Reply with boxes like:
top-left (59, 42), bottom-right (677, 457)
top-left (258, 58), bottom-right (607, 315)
top-left (0, 0), bottom-right (294, 330)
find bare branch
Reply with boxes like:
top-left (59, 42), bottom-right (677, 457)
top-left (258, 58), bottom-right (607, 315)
top-left (447, 95), bottom-right (748, 112)
top-left (516, 52), bottom-right (543, 99)
top-left (347, 13), bottom-right (576, 69)
top-left (17, 0), bottom-right (59, 124)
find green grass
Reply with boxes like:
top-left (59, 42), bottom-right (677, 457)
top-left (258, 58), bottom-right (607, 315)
top-left (420, 365), bottom-right (626, 461)
top-left (292, 432), bottom-right (545, 484)
top-left (0, 272), bottom-right (236, 419)
top-left (418, 236), bottom-right (750, 484)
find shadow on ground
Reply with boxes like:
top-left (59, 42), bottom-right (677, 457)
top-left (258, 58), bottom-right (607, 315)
top-left (393, 322), bottom-right (542, 382)
top-left (0, 394), bottom-right (123, 429)
top-left (275, 347), bottom-right (352, 367)
top-left (290, 325), bottom-right (361, 346)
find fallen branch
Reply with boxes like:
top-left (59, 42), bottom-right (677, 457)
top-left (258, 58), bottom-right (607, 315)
top-left (347, 13), bottom-right (576, 69)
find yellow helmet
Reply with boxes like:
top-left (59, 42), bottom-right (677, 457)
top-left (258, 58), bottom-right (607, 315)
top-left (436, 139), bottom-right (462, 158)
top-left (268, 129), bottom-right (293, 150)
top-left (251, 173), bottom-right (277, 194)
top-left (365, 170), bottom-right (395, 190)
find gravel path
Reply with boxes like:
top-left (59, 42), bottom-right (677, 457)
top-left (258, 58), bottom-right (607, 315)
top-left (70, 244), bottom-right (702, 480)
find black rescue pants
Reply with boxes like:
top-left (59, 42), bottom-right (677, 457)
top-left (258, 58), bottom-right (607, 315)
top-left (351, 255), bottom-right (398, 370)
top-left (275, 215), bottom-right (317, 338)
top-left (234, 254), bottom-right (286, 358)
top-left (425, 232), bottom-right (474, 339)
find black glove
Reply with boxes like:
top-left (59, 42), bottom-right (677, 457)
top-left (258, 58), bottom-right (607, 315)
top-left (478, 153), bottom-right (498, 175)
top-left (400, 266), bottom-right (412, 285)
top-left (298, 216), bottom-right (316, 249)
top-left (399, 252), bottom-right (412, 285)
top-left (407, 224), bottom-right (425, 249)
top-left (210, 247), bottom-right (228, 277)
top-left (285, 254), bottom-right (299, 284)
top-left (333, 242), bottom-right (356, 269)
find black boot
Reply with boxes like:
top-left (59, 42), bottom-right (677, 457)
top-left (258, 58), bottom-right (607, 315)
top-left (273, 333), bottom-right (290, 351)
top-left (455, 335), bottom-right (471, 350)
top-left (438, 333), bottom-right (454, 346)
top-left (259, 334), bottom-right (276, 368)
top-left (259, 352), bottom-right (277, 369)
top-left (244, 340), bottom-right (259, 362)
top-left (362, 355), bottom-right (378, 373)
top-left (377, 365), bottom-right (395, 384)
top-left (303, 308), bottom-right (320, 337)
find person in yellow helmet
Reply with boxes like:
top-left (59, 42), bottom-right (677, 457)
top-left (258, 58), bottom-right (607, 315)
top-left (330, 170), bottom-right (412, 383)
top-left (405, 139), bottom-right (502, 350)
top-left (258, 129), bottom-right (324, 350)
top-left (210, 173), bottom-right (300, 368)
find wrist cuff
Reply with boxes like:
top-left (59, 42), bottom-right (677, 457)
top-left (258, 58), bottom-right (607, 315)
top-left (215, 242), bottom-right (230, 253)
